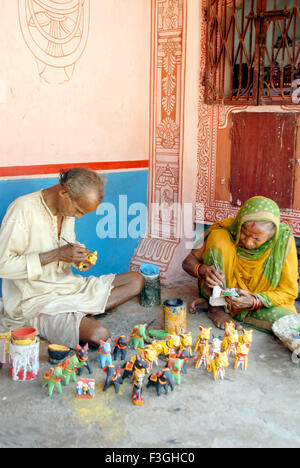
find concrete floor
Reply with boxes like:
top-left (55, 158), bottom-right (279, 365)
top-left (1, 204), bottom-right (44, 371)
top-left (1, 278), bottom-right (300, 448)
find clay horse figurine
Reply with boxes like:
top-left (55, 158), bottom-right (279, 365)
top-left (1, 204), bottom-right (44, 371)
top-left (76, 343), bottom-right (93, 376)
top-left (113, 335), bottom-right (129, 361)
top-left (97, 338), bottom-right (113, 368)
top-left (103, 365), bottom-right (123, 394)
top-left (42, 366), bottom-right (64, 397)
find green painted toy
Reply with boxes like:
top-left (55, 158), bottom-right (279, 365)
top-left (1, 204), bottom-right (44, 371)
top-left (129, 323), bottom-right (148, 349)
top-left (61, 358), bottom-right (77, 385)
top-left (168, 358), bottom-right (184, 385)
top-left (42, 366), bottom-right (64, 397)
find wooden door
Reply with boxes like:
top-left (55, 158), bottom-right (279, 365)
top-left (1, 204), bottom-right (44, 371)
top-left (230, 112), bottom-right (297, 209)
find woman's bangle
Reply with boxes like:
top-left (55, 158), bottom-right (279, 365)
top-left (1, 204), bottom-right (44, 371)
top-left (194, 262), bottom-right (202, 278)
top-left (249, 295), bottom-right (262, 311)
top-left (248, 296), bottom-right (257, 311)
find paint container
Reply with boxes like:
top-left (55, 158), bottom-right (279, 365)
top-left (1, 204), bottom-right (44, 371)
top-left (9, 338), bottom-right (40, 382)
top-left (163, 299), bottom-right (186, 334)
top-left (139, 264), bottom-right (161, 307)
top-left (0, 326), bottom-right (11, 368)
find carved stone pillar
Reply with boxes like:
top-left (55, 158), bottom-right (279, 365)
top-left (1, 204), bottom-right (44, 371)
top-left (131, 0), bottom-right (198, 282)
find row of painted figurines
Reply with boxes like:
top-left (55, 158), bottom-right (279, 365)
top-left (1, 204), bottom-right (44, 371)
top-left (43, 322), bottom-right (253, 402)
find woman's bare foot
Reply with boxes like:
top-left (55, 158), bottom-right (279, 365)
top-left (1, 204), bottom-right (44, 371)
top-left (189, 297), bottom-right (209, 314)
top-left (208, 306), bottom-right (242, 330)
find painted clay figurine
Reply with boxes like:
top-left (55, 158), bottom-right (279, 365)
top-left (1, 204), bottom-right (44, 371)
top-left (221, 328), bottom-right (239, 358)
top-left (76, 343), bottom-right (93, 375)
top-left (234, 343), bottom-right (251, 371)
top-left (153, 333), bottom-right (181, 358)
top-left (146, 367), bottom-right (174, 396)
top-left (113, 335), bottom-right (129, 361)
top-left (103, 365), bottom-right (124, 393)
top-left (179, 332), bottom-right (193, 355)
top-left (129, 323), bottom-right (148, 350)
top-left (209, 335), bottom-right (223, 359)
top-left (168, 358), bottom-right (184, 385)
top-left (195, 340), bottom-right (210, 369)
top-left (76, 378), bottom-right (95, 398)
top-left (132, 368), bottom-right (145, 406)
top-left (194, 326), bottom-right (212, 352)
top-left (207, 351), bottom-right (229, 381)
top-left (137, 344), bottom-right (158, 372)
top-left (42, 366), bottom-right (64, 397)
top-left (61, 358), bottom-right (77, 385)
top-left (78, 250), bottom-right (98, 271)
top-left (122, 353), bottom-right (149, 380)
top-left (97, 338), bottom-right (113, 368)
top-left (239, 329), bottom-right (253, 346)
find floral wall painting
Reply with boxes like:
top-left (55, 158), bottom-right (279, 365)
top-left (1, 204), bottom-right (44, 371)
top-left (18, 0), bottom-right (90, 84)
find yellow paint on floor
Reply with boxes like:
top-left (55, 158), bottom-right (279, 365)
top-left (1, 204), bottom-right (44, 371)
top-left (71, 383), bottom-right (126, 445)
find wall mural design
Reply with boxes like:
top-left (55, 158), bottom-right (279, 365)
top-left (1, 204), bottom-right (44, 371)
top-left (18, 0), bottom-right (90, 84)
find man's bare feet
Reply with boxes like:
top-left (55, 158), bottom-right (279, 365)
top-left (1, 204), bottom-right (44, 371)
top-left (207, 306), bottom-right (242, 330)
top-left (189, 297), bottom-right (209, 314)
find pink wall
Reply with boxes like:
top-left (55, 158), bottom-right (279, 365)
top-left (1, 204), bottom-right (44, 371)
top-left (0, 0), bottom-right (150, 168)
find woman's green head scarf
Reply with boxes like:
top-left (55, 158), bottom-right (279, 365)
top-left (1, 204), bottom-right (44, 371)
top-left (226, 196), bottom-right (292, 286)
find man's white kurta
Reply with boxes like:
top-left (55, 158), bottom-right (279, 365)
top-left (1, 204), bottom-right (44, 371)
top-left (0, 191), bottom-right (115, 330)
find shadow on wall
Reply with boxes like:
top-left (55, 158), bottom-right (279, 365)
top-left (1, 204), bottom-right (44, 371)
top-left (0, 170), bottom-right (148, 294)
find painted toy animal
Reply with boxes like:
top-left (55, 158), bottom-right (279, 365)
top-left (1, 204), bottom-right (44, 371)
top-left (76, 343), bottom-right (93, 376)
top-left (172, 347), bottom-right (195, 374)
top-left (61, 358), bottom-right (77, 385)
top-left (129, 323), bottom-right (148, 349)
top-left (168, 358), bottom-right (184, 385)
top-left (239, 329), bottom-right (254, 346)
top-left (221, 328), bottom-right (239, 357)
top-left (42, 366), bottom-right (64, 397)
top-left (78, 250), bottom-right (98, 271)
top-left (103, 365), bottom-right (123, 393)
top-left (179, 332), bottom-right (193, 354)
top-left (207, 351), bottom-right (229, 381)
top-left (195, 340), bottom-right (210, 369)
top-left (137, 344), bottom-right (158, 371)
top-left (122, 353), bottom-right (149, 380)
top-left (209, 335), bottom-right (223, 359)
top-left (67, 353), bottom-right (88, 374)
top-left (153, 334), bottom-right (181, 358)
top-left (113, 335), bottom-right (129, 361)
top-left (146, 367), bottom-right (174, 396)
top-left (132, 368), bottom-right (145, 406)
top-left (97, 339), bottom-right (112, 368)
top-left (234, 343), bottom-right (251, 371)
top-left (194, 326), bottom-right (212, 352)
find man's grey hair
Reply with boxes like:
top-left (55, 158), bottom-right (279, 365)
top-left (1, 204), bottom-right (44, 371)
top-left (59, 167), bottom-right (106, 200)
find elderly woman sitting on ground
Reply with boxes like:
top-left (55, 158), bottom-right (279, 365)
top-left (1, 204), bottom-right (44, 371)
top-left (182, 196), bottom-right (298, 331)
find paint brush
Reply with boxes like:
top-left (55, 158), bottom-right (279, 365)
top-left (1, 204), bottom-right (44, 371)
top-left (210, 248), bottom-right (226, 292)
top-left (210, 248), bottom-right (219, 272)
top-left (61, 237), bottom-right (73, 246)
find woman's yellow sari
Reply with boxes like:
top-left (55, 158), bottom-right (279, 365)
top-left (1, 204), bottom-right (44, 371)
top-left (195, 196), bottom-right (298, 331)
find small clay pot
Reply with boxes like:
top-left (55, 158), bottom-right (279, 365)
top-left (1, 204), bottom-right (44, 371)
top-left (48, 344), bottom-right (70, 364)
top-left (12, 327), bottom-right (37, 342)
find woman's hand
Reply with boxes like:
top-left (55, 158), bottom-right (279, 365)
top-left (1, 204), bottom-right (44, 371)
top-left (199, 264), bottom-right (225, 288)
top-left (225, 289), bottom-right (255, 315)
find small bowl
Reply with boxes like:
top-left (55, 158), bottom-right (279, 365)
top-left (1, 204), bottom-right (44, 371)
top-left (12, 327), bottom-right (37, 342)
top-left (48, 344), bottom-right (70, 363)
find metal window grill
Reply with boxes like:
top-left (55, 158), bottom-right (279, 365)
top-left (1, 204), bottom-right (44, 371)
top-left (205, 0), bottom-right (300, 105)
